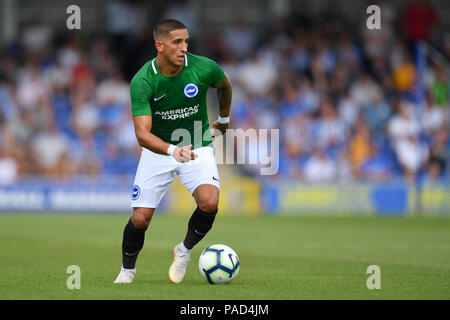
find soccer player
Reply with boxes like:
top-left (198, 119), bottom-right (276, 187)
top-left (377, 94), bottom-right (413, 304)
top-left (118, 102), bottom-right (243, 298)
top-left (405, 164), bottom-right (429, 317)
top-left (114, 19), bottom-right (232, 284)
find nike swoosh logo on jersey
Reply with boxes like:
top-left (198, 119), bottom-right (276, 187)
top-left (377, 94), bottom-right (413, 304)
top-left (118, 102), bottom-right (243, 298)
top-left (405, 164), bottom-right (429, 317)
top-left (154, 93), bottom-right (167, 101)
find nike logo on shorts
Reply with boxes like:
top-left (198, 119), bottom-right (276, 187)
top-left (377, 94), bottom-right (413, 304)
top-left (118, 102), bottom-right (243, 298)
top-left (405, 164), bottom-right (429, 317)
top-left (154, 93), bottom-right (167, 101)
top-left (212, 176), bottom-right (220, 182)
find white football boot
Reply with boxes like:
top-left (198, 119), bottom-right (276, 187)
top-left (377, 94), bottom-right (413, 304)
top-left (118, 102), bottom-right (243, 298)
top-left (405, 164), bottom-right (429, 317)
top-left (113, 266), bottom-right (136, 284)
top-left (168, 243), bottom-right (191, 283)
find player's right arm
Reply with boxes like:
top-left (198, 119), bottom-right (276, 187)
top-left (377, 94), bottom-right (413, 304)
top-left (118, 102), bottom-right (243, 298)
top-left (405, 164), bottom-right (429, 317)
top-left (132, 115), bottom-right (170, 155)
top-left (130, 76), bottom-right (196, 162)
top-left (132, 115), bottom-right (196, 162)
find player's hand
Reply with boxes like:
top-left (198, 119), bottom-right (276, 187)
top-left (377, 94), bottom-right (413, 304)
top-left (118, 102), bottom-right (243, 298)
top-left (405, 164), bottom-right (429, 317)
top-left (173, 144), bottom-right (198, 163)
top-left (212, 120), bottom-right (229, 137)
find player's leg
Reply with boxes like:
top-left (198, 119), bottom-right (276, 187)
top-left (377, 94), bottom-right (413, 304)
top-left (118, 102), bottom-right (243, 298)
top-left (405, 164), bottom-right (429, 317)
top-left (184, 184), bottom-right (219, 249)
top-left (180, 146), bottom-right (221, 250)
top-left (114, 148), bottom-right (177, 283)
top-left (169, 184), bottom-right (220, 284)
top-left (169, 146), bottom-right (220, 283)
top-left (114, 207), bottom-right (154, 284)
top-left (125, 207), bottom-right (155, 270)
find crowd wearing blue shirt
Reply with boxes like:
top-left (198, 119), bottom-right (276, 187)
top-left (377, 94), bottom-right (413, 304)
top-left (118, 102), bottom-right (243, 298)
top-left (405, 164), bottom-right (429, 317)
top-left (0, 0), bottom-right (448, 187)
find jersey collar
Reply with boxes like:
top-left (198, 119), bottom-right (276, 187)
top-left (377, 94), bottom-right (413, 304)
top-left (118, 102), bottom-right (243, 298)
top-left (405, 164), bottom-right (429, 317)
top-left (152, 54), bottom-right (188, 75)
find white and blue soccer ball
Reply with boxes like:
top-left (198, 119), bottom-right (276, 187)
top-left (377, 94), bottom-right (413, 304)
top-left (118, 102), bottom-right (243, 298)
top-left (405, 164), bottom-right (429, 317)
top-left (198, 244), bottom-right (240, 284)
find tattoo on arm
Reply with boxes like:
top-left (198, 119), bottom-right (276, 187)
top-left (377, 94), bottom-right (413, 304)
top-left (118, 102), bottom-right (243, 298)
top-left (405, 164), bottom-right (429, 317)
top-left (216, 74), bottom-right (232, 117)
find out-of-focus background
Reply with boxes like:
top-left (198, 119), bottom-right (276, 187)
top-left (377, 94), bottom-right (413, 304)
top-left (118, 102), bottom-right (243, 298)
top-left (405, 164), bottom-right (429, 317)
top-left (0, 0), bottom-right (448, 215)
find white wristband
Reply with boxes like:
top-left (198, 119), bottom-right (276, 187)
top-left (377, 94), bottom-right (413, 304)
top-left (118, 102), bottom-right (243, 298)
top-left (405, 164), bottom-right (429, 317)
top-left (218, 116), bottom-right (230, 124)
top-left (166, 144), bottom-right (176, 156)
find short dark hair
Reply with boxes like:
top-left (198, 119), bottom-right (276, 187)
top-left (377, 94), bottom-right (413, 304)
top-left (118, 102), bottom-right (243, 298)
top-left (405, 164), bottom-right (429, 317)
top-left (153, 19), bottom-right (187, 40)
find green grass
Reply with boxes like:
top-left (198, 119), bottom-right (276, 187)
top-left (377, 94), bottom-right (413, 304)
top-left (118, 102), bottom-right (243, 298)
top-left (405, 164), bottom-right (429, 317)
top-left (0, 214), bottom-right (449, 300)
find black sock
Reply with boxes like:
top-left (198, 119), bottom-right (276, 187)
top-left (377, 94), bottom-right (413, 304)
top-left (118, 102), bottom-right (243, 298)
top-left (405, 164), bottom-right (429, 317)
top-left (122, 218), bottom-right (147, 269)
top-left (183, 207), bottom-right (218, 250)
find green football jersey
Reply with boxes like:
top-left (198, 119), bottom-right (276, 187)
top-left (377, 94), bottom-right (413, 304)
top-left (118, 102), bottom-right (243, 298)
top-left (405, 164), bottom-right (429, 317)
top-left (130, 52), bottom-right (225, 150)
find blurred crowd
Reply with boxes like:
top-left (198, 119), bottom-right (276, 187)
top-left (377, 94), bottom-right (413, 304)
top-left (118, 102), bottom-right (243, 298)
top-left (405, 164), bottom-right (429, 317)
top-left (0, 0), bottom-right (448, 186)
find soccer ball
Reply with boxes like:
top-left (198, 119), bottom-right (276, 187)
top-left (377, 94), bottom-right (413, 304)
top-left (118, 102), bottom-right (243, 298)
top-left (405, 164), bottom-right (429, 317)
top-left (198, 244), bottom-right (240, 284)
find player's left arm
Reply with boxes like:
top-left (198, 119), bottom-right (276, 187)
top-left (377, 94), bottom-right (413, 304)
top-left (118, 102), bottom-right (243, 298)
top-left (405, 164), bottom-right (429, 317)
top-left (212, 73), bottom-right (232, 136)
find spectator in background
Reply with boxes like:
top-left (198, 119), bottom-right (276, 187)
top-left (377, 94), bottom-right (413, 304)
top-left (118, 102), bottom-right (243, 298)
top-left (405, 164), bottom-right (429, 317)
top-left (31, 120), bottom-right (73, 178)
top-left (16, 61), bottom-right (51, 113)
top-left (0, 113), bottom-right (18, 185)
top-left (236, 48), bottom-right (277, 97)
top-left (298, 77), bottom-right (320, 114)
top-left (350, 73), bottom-right (383, 110)
top-left (395, 134), bottom-right (429, 182)
top-left (348, 117), bottom-right (372, 177)
top-left (289, 28), bottom-right (311, 73)
top-left (388, 101), bottom-right (427, 181)
top-left (68, 91), bottom-right (103, 180)
top-left (329, 62), bottom-right (352, 103)
top-left (338, 86), bottom-right (359, 128)
top-left (282, 113), bottom-right (314, 158)
top-left (423, 160), bottom-right (445, 186)
top-left (315, 97), bottom-right (348, 150)
top-left (71, 92), bottom-right (100, 140)
top-left (70, 52), bottom-right (97, 96)
top-left (224, 18), bottom-right (258, 61)
top-left (427, 125), bottom-right (448, 179)
top-left (303, 146), bottom-right (337, 183)
top-left (278, 75), bottom-right (303, 118)
top-left (392, 54), bottom-right (416, 96)
top-left (0, 74), bottom-right (18, 123)
top-left (388, 100), bottom-right (420, 144)
top-left (336, 31), bottom-right (360, 72)
top-left (336, 148), bottom-right (353, 183)
top-left (57, 36), bottom-right (81, 75)
top-left (430, 65), bottom-right (448, 108)
top-left (362, 89), bottom-right (391, 134)
top-left (113, 109), bottom-right (140, 156)
top-left (358, 143), bottom-right (393, 182)
top-left (20, 18), bottom-right (53, 56)
top-left (0, 151), bottom-right (18, 185)
top-left (89, 37), bottom-right (118, 81)
top-left (421, 93), bottom-right (445, 135)
top-left (96, 68), bottom-right (130, 107)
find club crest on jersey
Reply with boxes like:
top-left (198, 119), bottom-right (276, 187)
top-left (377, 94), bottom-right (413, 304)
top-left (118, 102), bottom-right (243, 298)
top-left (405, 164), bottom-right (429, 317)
top-left (131, 185), bottom-right (140, 200)
top-left (184, 83), bottom-right (198, 98)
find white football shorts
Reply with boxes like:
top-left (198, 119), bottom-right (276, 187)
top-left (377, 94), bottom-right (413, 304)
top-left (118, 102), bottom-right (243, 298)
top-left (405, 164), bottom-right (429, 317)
top-left (130, 146), bottom-right (220, 208)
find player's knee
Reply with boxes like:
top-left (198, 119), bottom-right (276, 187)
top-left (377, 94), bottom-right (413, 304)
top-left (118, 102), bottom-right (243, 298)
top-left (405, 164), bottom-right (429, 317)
top-left (132, 215), bottom-right (149, 229)
top-left (132, 209), bottom-right (153, 229)
top-left (197, 196), bottom-right (219, 213)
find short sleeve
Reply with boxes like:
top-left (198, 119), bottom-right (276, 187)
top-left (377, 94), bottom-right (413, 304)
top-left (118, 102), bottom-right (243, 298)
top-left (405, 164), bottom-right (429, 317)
top-left (204, 58), bottom-right (225, 88)
top-left (130, 76), bottom-right (152, 116)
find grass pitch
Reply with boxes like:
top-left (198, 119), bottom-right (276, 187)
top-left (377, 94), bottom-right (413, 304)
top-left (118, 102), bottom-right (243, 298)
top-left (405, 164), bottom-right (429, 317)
top-left (0, 213), bottom-right (449, 300)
